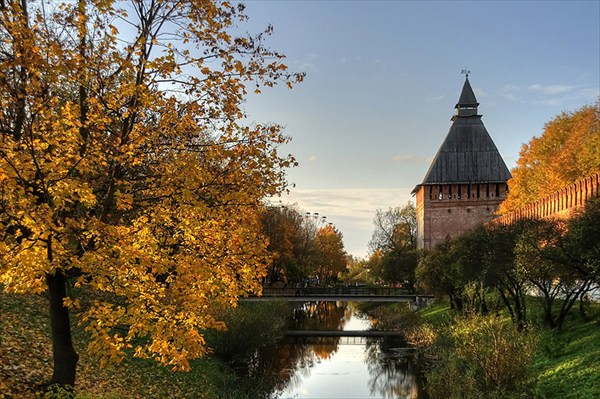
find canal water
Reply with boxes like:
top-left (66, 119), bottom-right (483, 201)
top-left (238, 301), bottom-right (426, 399)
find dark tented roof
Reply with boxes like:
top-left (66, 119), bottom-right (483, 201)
top-left (418, 78), bottom-right (511, 186)
top-left (455, 77), bottom-right (479, 108)
top-left (421, 117), bottom-right (511, 184)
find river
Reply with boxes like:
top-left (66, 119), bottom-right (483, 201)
top-left (235, 301), bottom-right (426, 399)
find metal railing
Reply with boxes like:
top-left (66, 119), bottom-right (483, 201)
top-left (259, 286), bottom-right (414, 298)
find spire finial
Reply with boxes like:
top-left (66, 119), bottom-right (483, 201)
top-left (461, 68), bottom-right (470, 78)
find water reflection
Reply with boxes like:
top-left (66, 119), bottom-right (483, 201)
top-left (365, 337), bottom-right (420, 398)
top-left (234, 302), bottom-right (424, 399)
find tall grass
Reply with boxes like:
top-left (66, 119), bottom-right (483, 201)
top-left (416, 299), bottom-right (600, 399)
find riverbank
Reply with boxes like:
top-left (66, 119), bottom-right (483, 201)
top-left (3, 291), bottom-right (598, 398)
top-left (0, 291), bottom-right (289, 399)
top-left (416, 299), bottom-right (600, 399)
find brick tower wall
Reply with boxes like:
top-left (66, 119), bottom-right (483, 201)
top-left (416, 182), bottom-right (508, 249)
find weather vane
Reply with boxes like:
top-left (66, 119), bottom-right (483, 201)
top-left (461, 67), bottom-right (471, 78)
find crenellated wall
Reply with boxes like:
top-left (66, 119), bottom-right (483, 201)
top-left (495, 173), bottom-right (600, 225)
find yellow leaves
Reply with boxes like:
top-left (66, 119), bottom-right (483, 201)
top-left (115, 190), bottom-right (133, 211)
top-left (0, 167), bottom-right (8, 183)
top-left (501, 103), bottom-right (600, 213)
top-left (62, 296), bottom-right (80, 310)
top-left (0, 0), bottom-right (303, 375)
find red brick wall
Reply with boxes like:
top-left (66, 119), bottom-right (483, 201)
top-left (495, 173), bottom-right (600, 225)
top-left (416, 182), bottom-right (508, 249)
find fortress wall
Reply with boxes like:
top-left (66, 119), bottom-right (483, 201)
top-left (495, 173), bottom-right (600, 225)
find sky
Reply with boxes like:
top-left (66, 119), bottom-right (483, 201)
top-left (239, 0), bottom-right (600, 258)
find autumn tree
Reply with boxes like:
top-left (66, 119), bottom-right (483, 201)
top-left (416, 242), bottom-right (467, 310)
top-left (567, 198), bottom-right (600, 285)
top-left (416, 223), bottom-right (531, 327)
top-left (260, 204), bottom-right (306, 284)
top-left (500, 101), bottom-right (600, 213)
top-left (313, 225), bottom-right (347, 286)
top-left (0, 0), bottom-right (302, 389)
top-left (514, 218), bottom-right (595, 328)
top-left (342, 255), bottom-right (363, 283)
top-left (368, 202), bottom-right (418, 290)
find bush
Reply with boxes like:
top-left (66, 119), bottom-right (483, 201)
top-left (425, 314), bottom-right (538, 399)
top-left (205, 301), bottom-right (290, 362)
top-left (369, 303), bottom-right (421, 334)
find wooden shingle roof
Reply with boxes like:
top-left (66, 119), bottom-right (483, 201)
top-left (418, 78), bottom-right (511, 186)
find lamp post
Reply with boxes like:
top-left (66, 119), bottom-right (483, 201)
top-left (305, 212), bottom-right (332, 227)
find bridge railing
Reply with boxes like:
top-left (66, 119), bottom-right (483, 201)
top-left (259, 286), bottom-right (413, 297)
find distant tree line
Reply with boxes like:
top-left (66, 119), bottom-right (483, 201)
top-left (259, 204), bottom-right (347, 287)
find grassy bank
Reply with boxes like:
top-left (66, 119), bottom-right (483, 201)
top-left (0, 291), bottom-right (288, 399)
top-left (417, 299), bottom-right (600, 399)
top-left (532, 309), bottom-right (600, 398)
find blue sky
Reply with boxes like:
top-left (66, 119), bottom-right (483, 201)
top-left (240, 0), bottom-right (600, 258)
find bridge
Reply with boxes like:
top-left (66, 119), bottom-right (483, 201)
top-left (242, 286), bottom-right (433, 304)
top-left (284, 330), bottom-right (404, 337)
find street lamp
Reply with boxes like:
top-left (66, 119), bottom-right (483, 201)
top-left (305, 212), bottom-right (331, 227)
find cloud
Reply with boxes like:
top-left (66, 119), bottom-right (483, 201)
top-left (503, 84), bottom-right (522, 91)
top-left (292, 53), bottom-right (320, 72)
top-left (276, 187), bottom-right (414, 258)
top-left (499, 84), bottom-right (522, 101)
top-left (293, 60), bottom-right (318, 72)
top-left (473, 87), bottom-right (487, 98)
top-left (531, 85), bottom-right (598, 106)
top-left (392, 154), bottom-right (432, 164)
top-left (500, 82), bottom-right (598, 106)
top-left (528, 84), bottom-right (576, 95)
top-left (307, 155), bottom-right (318, 162)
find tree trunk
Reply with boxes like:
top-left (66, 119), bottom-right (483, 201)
top-left (514, 290), bottom-right (527, 331)
top-left (47, 272), bottom-right (79, 387)
top-left (497, 289), bottom-right (515, 323)
top-left (579, 291), bottom-right (588, 319)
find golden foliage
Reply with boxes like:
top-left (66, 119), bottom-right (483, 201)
top-left (500, 102), bottom-right (600, 213)
top-left (0, 0), bottom-right (302, 371)
top-left (313, 225), bottom-right (347, 284)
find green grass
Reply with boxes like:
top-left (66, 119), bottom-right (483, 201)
top-left (417, 298), bottom-right (600, 399)
top-left (3, 289), bottom-right (599, 399)
top-left (531, 306), bottom-right (600, 399)
top-left (417, 300), bottom-right (456, 326)
top-left (0, 290), bottom-right (279, 399)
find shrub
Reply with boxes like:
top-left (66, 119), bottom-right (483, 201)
top-left (425, 314), bottom-right (538, 399)
top-left (205, 301), bottom-right (290, 362)
top-left (369, 303), bottom-right (421, 334)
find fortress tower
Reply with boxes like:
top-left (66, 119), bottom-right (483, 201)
top-left (413, 76), bottom-right (511, 249)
